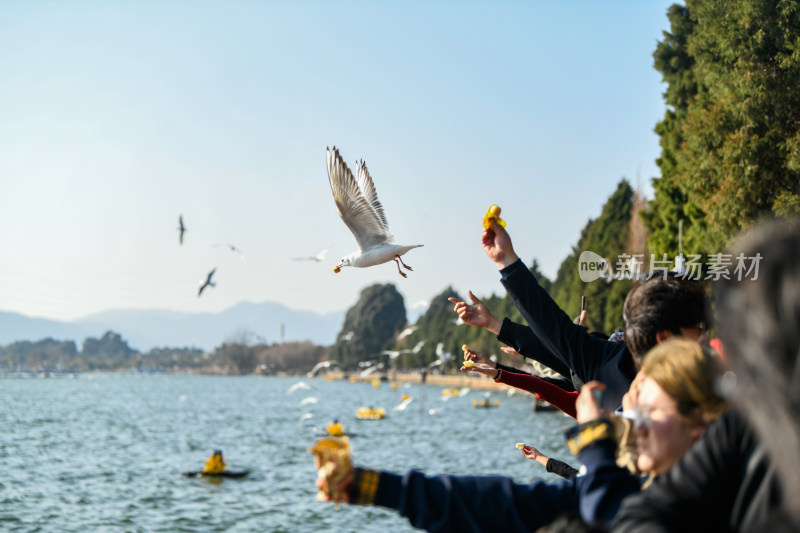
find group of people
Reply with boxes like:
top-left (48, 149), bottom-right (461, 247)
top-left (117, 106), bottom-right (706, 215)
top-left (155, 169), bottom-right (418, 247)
top-left (312, 215), bottom-right (800, 532)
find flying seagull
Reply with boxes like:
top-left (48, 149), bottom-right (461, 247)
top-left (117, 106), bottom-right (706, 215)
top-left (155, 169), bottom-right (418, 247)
top-left (198, 268), bottom-right (216, 297)
top-left (292, 247), bottom-right (329, 263)
top-left (177, 215), bottom-right (186, 245)
top-left (326, 146), bottom-right (422, 277)
top-left (213, 243), bottom-right (246, 263)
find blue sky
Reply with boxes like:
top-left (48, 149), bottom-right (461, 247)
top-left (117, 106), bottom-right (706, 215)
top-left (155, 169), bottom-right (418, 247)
top-left (0, 1), bottom-right (677, 325)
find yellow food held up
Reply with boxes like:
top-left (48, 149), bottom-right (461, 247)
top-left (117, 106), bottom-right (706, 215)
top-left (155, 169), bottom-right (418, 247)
top-left (462, 344), bottom-right (468, 352)
top-left (515, 442), bottom-right (525, 449)
top-left (463, 360), bottom-right (477, 368)
top-left (309, 437), bottom-right (352, 502)
top-left (333, 266), bottom-right (341, 273)
top-left (483, 204), bottom-right (507, 229)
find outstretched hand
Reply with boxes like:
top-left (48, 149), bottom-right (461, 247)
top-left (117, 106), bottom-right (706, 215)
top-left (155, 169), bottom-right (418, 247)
top-left (313, 454), bottom-right (354, 504)
top-left (482, 220), bottom-right (519, 270)
top-left (460, 345), bottom-right (497, 377)
top-left (448, 291), bottom-right (503, 335)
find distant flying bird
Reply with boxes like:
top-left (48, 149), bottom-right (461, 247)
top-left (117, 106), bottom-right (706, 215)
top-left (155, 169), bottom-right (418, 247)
top-left (307, 360), bottom-right (340, 378)
top-left (396, 325), bottom-right (418, 341)
top-left (213, 243), bottom-right (246, 263)
top-left (177, 215), bottom-right (186, 245)
top-left (326, 146), bottom-right (422, 277)
top-left (198, 268), bottom-right (216, 297)
top-left (292, 248), bottom-right (329, 263)
top-left (287, 381), bottom-right (312, 394)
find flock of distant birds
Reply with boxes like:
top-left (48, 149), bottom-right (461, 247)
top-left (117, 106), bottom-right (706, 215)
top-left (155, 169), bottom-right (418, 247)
top-left (181, 146), bottom-right (423, 298)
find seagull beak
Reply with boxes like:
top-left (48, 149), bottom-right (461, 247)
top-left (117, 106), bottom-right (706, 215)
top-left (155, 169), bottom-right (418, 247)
top-left (333, 265), bottom-right (341, 274)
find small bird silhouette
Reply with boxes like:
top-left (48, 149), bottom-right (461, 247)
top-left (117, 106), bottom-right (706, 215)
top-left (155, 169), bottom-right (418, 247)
top-left (213, 243), bottom-right (246, 263)
top-left (198, 268), bottom-right (216, 297)
top-left (292, 248), bottom-right (329, 263)
top-left (177, 215), bottom-right (186, 245)
top-left (326, 146), bottom-right (422, 277)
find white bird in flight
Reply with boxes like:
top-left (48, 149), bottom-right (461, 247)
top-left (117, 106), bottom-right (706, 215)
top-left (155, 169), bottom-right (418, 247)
top-left (326, 146), bottom-right (422, 278)
top-left (292, 247), bottom-right (329, 263)
top-left (213, 242), bottom-right (247, 263)
top-left (198, 268), bottom-right (216, 297)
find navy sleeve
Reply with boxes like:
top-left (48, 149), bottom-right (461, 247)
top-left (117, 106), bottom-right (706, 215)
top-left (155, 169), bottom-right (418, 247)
top-left (545, 458), bottom-right (579, 480)
top-left (573, 434), bottom-right (643, 529)
top-left (499, 259), bottom-right (633, 410)
top-left (373, 470), bottom-right (577, 533)
top-left (496, 318), bottom-right (575, 379)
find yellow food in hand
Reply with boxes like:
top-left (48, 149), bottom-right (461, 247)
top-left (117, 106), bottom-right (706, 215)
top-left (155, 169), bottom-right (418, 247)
top-left (462, 344), bottom-right (468, 352)
top-left (515, 443), bottom-right (525, 449)
top-left (309, 437), bottom-right (352, 502)
top-left (483, 204), bottom-right (507, 229)
top-left (463, 360), bottom-right (477, 368)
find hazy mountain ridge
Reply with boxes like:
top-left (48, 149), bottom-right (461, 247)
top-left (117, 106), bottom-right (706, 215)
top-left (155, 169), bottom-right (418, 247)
top-left (0, 302), bottom-right (345, 352)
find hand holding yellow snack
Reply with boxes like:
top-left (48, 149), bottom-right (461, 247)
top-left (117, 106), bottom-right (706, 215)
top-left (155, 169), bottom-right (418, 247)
top-left (463, 360), bottom-right (477, 368)
top-left (309, 437), bottom-right (353, 504)
top-left (483, 204), bottom-right (507, 229)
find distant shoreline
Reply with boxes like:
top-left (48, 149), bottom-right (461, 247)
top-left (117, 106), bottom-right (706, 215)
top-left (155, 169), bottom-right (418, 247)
top-left (313, 371), bottom-right (507, 391)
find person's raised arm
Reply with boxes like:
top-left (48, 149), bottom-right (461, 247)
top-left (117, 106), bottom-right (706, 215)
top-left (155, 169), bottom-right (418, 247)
top-left (448, 291), bottom-right (503, 335)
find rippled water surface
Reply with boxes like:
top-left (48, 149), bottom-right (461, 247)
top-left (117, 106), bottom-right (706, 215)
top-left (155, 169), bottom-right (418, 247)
top-left (1, 374), bottom-right (575, 532)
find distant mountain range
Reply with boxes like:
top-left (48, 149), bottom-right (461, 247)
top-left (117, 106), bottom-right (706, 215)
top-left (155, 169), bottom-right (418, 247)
top-left (0, 302), bottom-right (346, 352)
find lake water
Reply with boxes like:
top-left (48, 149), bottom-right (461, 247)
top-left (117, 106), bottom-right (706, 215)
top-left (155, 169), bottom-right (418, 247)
top-left (1, 374), bottom-right (575, 532)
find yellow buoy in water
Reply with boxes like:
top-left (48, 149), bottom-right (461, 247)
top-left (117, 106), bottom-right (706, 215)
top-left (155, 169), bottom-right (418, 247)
top-left (327, 420), bottom-right (345, 437)
top-left (201, 450), bottom-right (227, 474)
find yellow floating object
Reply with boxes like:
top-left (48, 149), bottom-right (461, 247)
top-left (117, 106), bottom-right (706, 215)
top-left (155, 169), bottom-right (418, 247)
top-left (472, 399), bottom-right (501, 408)
top-left (371, 379), bottom-right (381, 389)
top-left (201, 450), bottom-right (227, 474)
top-left (356, 407), bottom-right (385, 419)
top-left (442, 388), bottom-right (461, 397)
top-left (333, 266), bottom-right (341, 273)
top-left (309, 437), bottom-right (352, 502)
top-left (483, 204), bottom-right (507, 229)
top-left (327, 421), bottom-right (345, 437)
top-left (401, 393), bottom-right (410, 401)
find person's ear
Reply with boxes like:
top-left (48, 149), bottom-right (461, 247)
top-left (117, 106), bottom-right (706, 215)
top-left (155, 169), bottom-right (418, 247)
top-left (655, 330), bottom-right (674, 344)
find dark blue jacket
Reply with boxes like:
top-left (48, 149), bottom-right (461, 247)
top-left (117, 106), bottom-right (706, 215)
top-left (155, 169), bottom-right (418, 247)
top-left (367, 423), bottom-right (643, 532)
top-left (498, 259), bottom-right (636, 410)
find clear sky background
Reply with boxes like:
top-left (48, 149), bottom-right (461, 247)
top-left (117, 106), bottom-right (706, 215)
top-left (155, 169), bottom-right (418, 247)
top-left (0, 1), bottom-right (677, 323)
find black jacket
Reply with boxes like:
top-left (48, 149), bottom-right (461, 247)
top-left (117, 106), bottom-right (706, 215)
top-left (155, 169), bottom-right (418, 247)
top-left (498, 259), bottom-right (637, 410)
top-left (613, 409), bottom-right (782, 532)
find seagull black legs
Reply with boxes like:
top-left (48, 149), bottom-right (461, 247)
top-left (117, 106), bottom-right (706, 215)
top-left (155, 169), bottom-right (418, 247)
top-left (394, 256), bottom-right (413, 278)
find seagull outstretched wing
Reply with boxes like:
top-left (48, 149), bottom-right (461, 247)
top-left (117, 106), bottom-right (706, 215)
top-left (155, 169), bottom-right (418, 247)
top-left (327, 146), bottom-right (394, 252)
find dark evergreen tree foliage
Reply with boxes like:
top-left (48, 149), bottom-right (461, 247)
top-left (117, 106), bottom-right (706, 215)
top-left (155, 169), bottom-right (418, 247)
top-left (645, 0), bottom-right (800, 256)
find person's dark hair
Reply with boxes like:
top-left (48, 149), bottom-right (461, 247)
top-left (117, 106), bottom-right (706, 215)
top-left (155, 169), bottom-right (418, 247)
top-left (622, 273), bottom-right (708, 366)
top-left (716, 218), bottom-right (800, 525)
